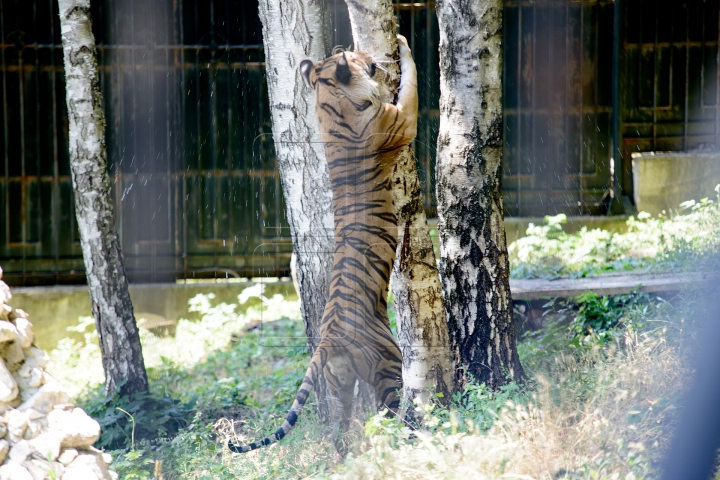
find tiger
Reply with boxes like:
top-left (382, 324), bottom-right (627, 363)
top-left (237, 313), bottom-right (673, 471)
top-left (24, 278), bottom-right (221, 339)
top-left (228, 34), bottom-right (418, 454)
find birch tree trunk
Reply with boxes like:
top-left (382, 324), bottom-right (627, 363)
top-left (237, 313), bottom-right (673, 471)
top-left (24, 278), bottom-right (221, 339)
top-left (58, 0), bottom-right (149, 396)
top-left (345, 0), bottom-right (455, 407)
top-left (258, 0), bottom-right (335, 422)
top-left (436, 0), bottom-right (524, 389)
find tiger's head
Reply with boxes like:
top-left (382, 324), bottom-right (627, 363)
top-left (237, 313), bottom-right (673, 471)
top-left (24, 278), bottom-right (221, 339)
top-left (300, 51), bottom-right (385, 106)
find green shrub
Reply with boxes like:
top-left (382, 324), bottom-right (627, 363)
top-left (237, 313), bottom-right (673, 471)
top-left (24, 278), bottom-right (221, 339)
top-left (80, 387), bottom-right (196, 450)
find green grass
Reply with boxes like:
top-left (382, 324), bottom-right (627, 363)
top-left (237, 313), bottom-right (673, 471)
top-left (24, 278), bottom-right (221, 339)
top-left (44, 193), bottom-right (720, 479)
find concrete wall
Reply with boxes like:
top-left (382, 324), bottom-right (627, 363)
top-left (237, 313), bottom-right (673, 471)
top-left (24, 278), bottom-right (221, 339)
top-left (632, 152), bottom-right (720, 216)
top-left (12, 281), bottom-right (297, 352)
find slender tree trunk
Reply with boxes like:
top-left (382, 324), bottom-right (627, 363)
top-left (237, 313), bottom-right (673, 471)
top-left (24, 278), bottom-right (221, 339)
top-left (258, 0), bottom-right (334, 422)
top-left (58, 0), bottom-right (149, 396)
top-left (436, 0), bottom-right (524, 389)
top-left (345, 0), bottom-right (455, 407)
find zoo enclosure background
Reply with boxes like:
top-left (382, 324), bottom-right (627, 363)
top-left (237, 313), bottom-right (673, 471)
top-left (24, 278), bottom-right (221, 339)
top-left (0, 0), bottom-right (718, 286)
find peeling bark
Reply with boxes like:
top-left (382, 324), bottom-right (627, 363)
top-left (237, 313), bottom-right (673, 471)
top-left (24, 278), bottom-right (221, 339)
top-left (436, 0), bottom-right (524, 389)
top-left (345, 0), bottom-right (455, 407)
top-left (58, 0), bottom-right (148, 396)
top-left (258, 0), bottom-right (334, 422)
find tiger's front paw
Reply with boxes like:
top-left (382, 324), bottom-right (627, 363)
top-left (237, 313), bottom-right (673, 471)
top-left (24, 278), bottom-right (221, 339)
top-left (397, 34), bottom-right (411, 55)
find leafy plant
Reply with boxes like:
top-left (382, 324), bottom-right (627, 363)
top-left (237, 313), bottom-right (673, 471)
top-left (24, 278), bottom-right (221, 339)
top-left (509, 188), bottom-right (720, 279)
top-left (80, 387), bottom-right (195, 450)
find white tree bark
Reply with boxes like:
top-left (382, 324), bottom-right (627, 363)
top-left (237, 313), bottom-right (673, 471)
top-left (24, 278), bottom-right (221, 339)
top-left (58, 0), bottom-right (149, 396)
top-left (436, 0), bottom-right (524, 389)
top-left (258, 0), bottom-right (335, 422)
top-left (345, 0), bottom-right (455, 406)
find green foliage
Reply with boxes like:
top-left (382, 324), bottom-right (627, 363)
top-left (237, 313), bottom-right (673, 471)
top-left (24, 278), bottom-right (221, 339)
top-left (449, 381), bottom-right (528, 433)
top-left (80, 387), bottom-right (195, 450)
top-left (564, 290), bottom-right (651, 346)
top-left (509, 189), bottom-right (720, 279)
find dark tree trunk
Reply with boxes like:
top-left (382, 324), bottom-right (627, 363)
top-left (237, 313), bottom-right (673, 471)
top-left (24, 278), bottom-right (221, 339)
top-left (436, 0), bottom-right (525, 389)
top-left (58, 0), bottom-right (149, 396)
top-left (258, 0), bottom-right (334, 422)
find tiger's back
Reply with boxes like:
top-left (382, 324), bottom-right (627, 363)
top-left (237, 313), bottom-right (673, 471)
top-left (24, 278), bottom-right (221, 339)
top-left (229, 35), bottom-right (417, 454)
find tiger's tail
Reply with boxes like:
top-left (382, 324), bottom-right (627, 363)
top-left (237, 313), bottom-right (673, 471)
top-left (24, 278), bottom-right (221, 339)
top-left (227, 347), bottom-right (324, 453)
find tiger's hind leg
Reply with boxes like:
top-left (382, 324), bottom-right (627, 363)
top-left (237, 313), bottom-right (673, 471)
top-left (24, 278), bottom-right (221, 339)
top-left (324, 357), bottom-right (357, 455)
top-left (372, 341), bottom-right (403, 413)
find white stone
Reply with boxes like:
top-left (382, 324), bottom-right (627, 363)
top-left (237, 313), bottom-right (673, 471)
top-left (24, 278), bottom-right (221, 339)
top-left (13, 318), bottom-right (34, 349)
top-left (8, 308), bottom-right (28, 321)
top-left (23, 348), bottom-right (49, 369)
top-left (8, 439), bottom-right (33, 463)
top-left (14, 368), bottom-right (45, 391)
top-left (23, 459), bottom-right (63, 480)
top-left (1, 339), bottom-right (26, 371)
top-left (0, 281), bottom-right (10, 305)
top-left (18, 382), bottom-right (70, 414)
top-left (0, 439), bottom-right (9, 463)
top-left (26, 409), bottom-right (45, 421)
top-left (57, 448), bottom-right (78, 466)
top-left (61, 453), bottom-right (113, 480)
top-left (19, 386), bottom-right (40, 403)
top-left (0, 322), bottom-right (18, 343)
top-left (24, 417), bottom-right (48, 440)
top-left (0, 357), bottom-right (18, 403)
top-left (7, 409), bottom-right (29, 443)
top-left (29, 432), bottom-right (61, 462)
top-left (0, 461), bottom-right (33, 480)
top-left (47, 408), bottom-right (100, 448)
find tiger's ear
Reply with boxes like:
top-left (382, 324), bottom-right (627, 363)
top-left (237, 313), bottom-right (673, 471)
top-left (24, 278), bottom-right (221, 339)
top-left (299, 59), bottom-right (314, 85)
top-left (335, 53), bottom-right (351, 84)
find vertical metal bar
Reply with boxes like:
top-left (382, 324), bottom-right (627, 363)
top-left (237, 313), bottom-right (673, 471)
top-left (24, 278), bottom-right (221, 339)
top-left (225, 0), bottom-right (233, 264)
top-left (149, 0), bottom-right (157, 280)
top-left (594, 0), bottom-right (600, 214)
top-left (545, 0), bottom-right (565, 210)
top-left (684, 2), bottom-right (690, 150)
top-left (33, 0), bottom-right (42, 250)
top-left (716, 0), bottom-right (720, 148)
top-left (116, 0), bottom-right (125, 261)
top-left (700, 0), bottom-right (706, 110)
top-left (180, 0), bottom-right (187, 281)
top-left (578, 0), bottom-right (584, 212)
top-left (18, 0), bottom-right (27, 279)
top-left (194, 0), bottom-right (202, 275)
top-left (564, 0), bottom-right (570, 209)
top-left (516, 0), bottom-right (522, 214)
top-left (50, 0), bottom-right (60, 282)
top-left (425, 1), bottom-right (431, 212)
top-left (166, 0), bottom-right (174, 281)
top-left (131, 0), bottom-right (139, 278)
top-left (531, 0), bottom-right (537, 213)
top-left (611, 0), bottom-right (623, 213)
top-left (653, 0), bottom-right (659, 151)
top-left (209, 0), bottom-right (218, 277)
top-left (1, 2), bottom-right (9, 264)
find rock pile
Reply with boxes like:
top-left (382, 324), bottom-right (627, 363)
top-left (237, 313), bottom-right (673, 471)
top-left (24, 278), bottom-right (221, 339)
top-left (0, 269), bottom-right (116, 480)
